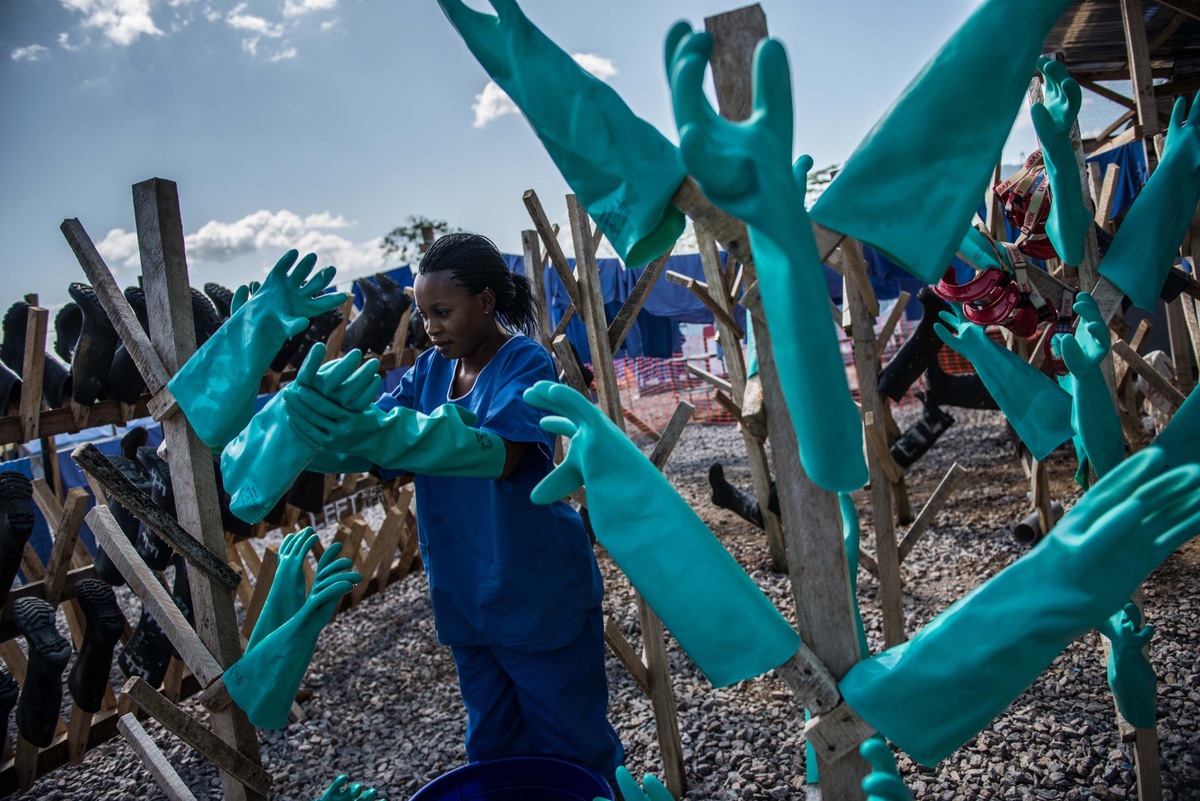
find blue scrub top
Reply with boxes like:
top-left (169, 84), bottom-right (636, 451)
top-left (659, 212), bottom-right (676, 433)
top-left (379, 335), bottom-right (603, 653)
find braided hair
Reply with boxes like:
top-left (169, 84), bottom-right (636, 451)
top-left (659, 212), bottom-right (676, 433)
top-left (418, 233), bottom-right (540, 338)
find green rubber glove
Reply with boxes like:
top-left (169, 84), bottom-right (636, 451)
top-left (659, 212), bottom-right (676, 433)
top-left (229, 281), bottom-right (259, 316)
top-left (606, 767), bottom-right (674, 801)
top-left (438, 0), bottom-right (685, 267)
top-left (957, 225), bottom-right (1005, 273)
top-left (1101, 93), bottom-right (1200, 310)
top-left (523, 380), bottom-right (799, 687)
top-left (169, 251), bottom-right (347, 450)
top-left (839, 445), bottom-right (1200, 766)
top-left (247, 529), bottom-right (347, 653)
top-left (316, 774), bottom-right (381, 801)
top-left (860, 739), bottom-right (912, 801)
top-left (745, 313), bottom-right (759, 379)
top-left (666, 24), bottom-right (867, 493)
top-left (1153, 377), bottom-right (1200, 470)
top-left (281, 379), bottom-right (506, 479)
top-left (1031, 57), bottom-right (1089, 267)
top-left (933, 307), bottom-right (1073, 460)
top-left (1097, 602), bottom-right (1158, 729)
top-left (226, 553), bottom-right (361, 730)
top-left (1052, 292), bottom-right (1124, 479)
top-left (841, 493), bottom-right (869, 659)
top-left (221, 345), bottom-right (381, 523)
top-left (810, 0), bottom-right (1075, 283)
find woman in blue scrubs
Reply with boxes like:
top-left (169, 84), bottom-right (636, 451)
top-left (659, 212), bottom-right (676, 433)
top-left (314, 233), bottom-right (623, 780)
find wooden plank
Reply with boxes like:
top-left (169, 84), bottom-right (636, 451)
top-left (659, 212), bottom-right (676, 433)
top-left (0, 396), bottom-right (153, 444)
top-left (523, 190), bottom-right (582, 311)
top-left (622, 407), bottom-right (662, 441)
top-left (551, 305), bottom-right (576, 342)
top-left (704, 6), bottom-right (868, 796)
top-left (117, 713), bottom-right (199, 801)
top-left (322, 297), bottom-right (354, 364)
top-left (67, 707), bottom-right (92, 765)
top-left (87, 506), bottom-right (223, 686)
top-left (352, 511), bottom-right (403, 605)
top-left (1114, 339), bottom-right (1187, 409)
top-left (60, 218), bottom-right (173, 399)
top-left (665, 271), bottom-right (744, 337)
top-left (608, 246), bottom-right (673, 354)
top-left (1164, 298), bottom-right (1196, 393)
top-left (685, 363), bottom-right (733, 395)
top-left (712, 389), bottom-right (745, 427)
top-left (43, 488), bottom-right (89, 606)
top-left (71, 443), bottom-right (241, 593)
top-left (1116, 319), bottom-right (1154, 390)
top-left (805, 703), bottom-right (879, 765)
top-left (241, 547), bottom-right (278, 640)
top-left (552, 335), bottom-right (590, 395)
top-left (898, 463), bottom-right (967, 562)
top-left (1096, 163), bottom-right (1122, 228)
top-left (857, 548), bottom-right (880, 578)
top-left (1132, 725), bottom-right (1164, 801)
top-left (845, 238), bottom-right (905, 650)
top-left (603, 617), bottom-right (650, 697)
top-left (19, 307), bottom-right (47, 442)
top-left (121, 677), bottom-right (272, 796)
top-left (877, 291), bottom-right (910, 348)
top-left (567, 194), bottom-right (623, 421)
top-left (774, 645), bottom-right (842, 716)
top-left (647, 402), bottom-right (694, 471)
top-left (522, 229), bottom-right (554, 352)
top-left (1121, 0), bottom-right (1163, 163)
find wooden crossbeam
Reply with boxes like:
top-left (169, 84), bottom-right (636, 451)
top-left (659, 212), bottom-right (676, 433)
top-left (18, 307), bottom-right (47, 442)
top-left (523, 189), bottom-right (582, 311)
top-left (898, 463), bottom-right (967, 562)
top-left (665, 271), bottom-right (744, 337)
top-left (1114, 339), bottom-right (1188, 409)
top-left (72, 443), bottom-right (241, 593)
top-left (117, 713), bottom-right (199, 801)
top-left (685, 363), bottom-right (733, 395)
top-left (609, 246), bottom-right (674, 354)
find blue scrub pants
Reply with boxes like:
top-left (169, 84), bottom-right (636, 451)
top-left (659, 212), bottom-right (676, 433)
top-left (450, 607), bottom-right (624, 783)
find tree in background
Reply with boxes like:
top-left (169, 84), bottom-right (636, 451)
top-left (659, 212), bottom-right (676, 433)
top-left (380, 216), bottom-right (463, 265)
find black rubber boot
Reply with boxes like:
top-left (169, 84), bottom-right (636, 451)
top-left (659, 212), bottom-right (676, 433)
top-left (212, 454), bottom-right (252, 540)
top-left (923, 362), bottom-right (999, 410)
top-left (134, 446), bottom-right (174, 570)
top-left (342, 278), bottom-right (390, 355)
top-left (106, 287), bottom-right (153, 404)
top-left (53, 302), bottom-right (82, 364)
top-left (65, 282), bottom-right (120, 406)
top-left (878, 287), bottom-right (952, 402)
top-left (13, 597), bottom-right (72, 747)
top-left (288, 307), bottom-right (344, 370)
top-left (67, 579), bottom-right (126, 713)
top-left (0, 361), bottom-right (19, 416)
top-left (0, 471), bottom-right (35, 609)
top-left (286, 470), bottom-right (328, 514)
top-left (117, 604), bottom-right (174, 689)
top-left (891, 404), bottom-right (957, 468)
top-left (367, 273), bottom-right (411, 354)
top-left (121, 425), bottom-right (149, 460)
top-left (93, 455), bottom-right (153, 586)
top-left (0, 670), bottom-right (18, 749)
top-left (191, 287), bottom-right (223, 348)
top-left (708, 463), bottom-right (764, 529)
top-left (203, 282), bottom-right (236, 321)
top-left (2, 300), bottom-right (71, 409)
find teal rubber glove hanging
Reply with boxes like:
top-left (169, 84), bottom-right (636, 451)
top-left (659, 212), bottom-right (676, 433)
top-left (744, 313), bottom-right (759, 379)
top-left (839, 445), bottom-right (1200, 766)
top-left (169, 250), bottom-right (346, 450)
top-left (841, 493), bottom-right (869, 659)
top-left (523, 381), bottom-right (800, 687)
top-left (666, 24), bottom-right (867, 493)
top-left (1052, 292), bottom-right (1124, 480)
top-left (316, 774), bottom-right (381, 801)
top-left (605, 767), bottom-right (674, 801)
top-left (1031, 57), bottom-right (1089, 267)
top-left (933, 307), bottom-right (1073, 460)
top-left (1097, 602), bottom-right (1158, 729)
top-left (226, 545), bottom-right (361, 730)
top-left (246, 528), bottom-right (346, 652)
top-left (1101, 93), bottom-right (1200, 310)
top-left (221, 344), bottom-right (382, 523)
top-left (1152, 378), bottom-right (1200, 470)
top-left (810, 0), bottom-right (1074, 283)
top-left (860, 739), bottom-right (912, 801)
top-left (281, 373), bottom-right (506, 479)
top-left (438, 0), bottom-right (684, 267)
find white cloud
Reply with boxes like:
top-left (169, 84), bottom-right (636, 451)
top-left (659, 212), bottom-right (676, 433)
top-left (202, 5), bottom-right (221, 23)
top-left (57, 32), bottom-right (86, 51)
top-left (11, 45), bottom-right (50, 62)
top-left (269, 46), bottom-right (297, 62)
top-left (303, 212), bottom-right (352, 229)
top-left (226, 3), bottom-right (283, 37)
top-left (284, 0), bottom-right (336, 18)
top-left (320, 18), bottom-right (337, 31)
top-left (95, 228), bottom-right (141, 270)
top-left (59, 0), bottom-right (164, 46)
top-left (241, 36), bottom-right (259, 56)
top-left (473, 52), bottom-right (617, 128)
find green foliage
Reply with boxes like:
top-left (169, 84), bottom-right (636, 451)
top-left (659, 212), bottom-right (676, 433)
top-left (379, 216), bottom-right (462, 265)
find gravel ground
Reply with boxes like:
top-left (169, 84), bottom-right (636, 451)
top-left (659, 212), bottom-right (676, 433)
top-left (12, 409), bottom-right (1200, 800)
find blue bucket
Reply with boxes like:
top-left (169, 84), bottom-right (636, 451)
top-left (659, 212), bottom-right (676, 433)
top-left (409, 756), bottom-right (614, 801)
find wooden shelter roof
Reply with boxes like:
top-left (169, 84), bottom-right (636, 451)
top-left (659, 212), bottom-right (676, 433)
top-left (1044, 1), bottom-right (1200, 82)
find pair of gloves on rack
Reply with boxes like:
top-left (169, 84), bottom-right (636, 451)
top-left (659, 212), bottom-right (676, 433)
top-left (167, 249), bottom-right (508, 524)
